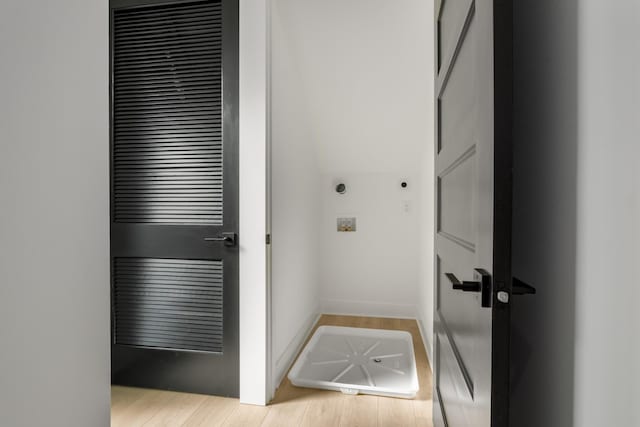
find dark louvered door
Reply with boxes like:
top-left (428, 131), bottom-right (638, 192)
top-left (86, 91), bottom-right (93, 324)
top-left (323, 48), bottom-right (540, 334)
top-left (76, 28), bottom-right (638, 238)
top-left (110, 0), bottom-right (239, 396)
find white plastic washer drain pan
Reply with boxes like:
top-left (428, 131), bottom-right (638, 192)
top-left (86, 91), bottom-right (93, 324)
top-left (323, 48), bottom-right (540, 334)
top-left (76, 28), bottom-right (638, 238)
top-left (288, 326), bottom-right (419, 399)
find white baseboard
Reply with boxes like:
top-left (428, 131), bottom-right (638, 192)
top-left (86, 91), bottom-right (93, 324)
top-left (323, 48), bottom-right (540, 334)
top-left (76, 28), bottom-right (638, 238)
top-left (320, 298), bottom-right (417, 319)
top-left (273, 311), bottom-right (321, 392)
top-left (417, 317), bottom-right (433, 371)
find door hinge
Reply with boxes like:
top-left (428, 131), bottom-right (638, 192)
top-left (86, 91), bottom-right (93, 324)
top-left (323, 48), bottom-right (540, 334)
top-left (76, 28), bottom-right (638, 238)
top-left (266, 234), bottom-right (271, 245)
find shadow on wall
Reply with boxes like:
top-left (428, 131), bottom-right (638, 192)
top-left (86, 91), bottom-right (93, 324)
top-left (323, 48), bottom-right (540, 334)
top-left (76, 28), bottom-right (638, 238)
top-left (511, 1), bottom-right (578, 426)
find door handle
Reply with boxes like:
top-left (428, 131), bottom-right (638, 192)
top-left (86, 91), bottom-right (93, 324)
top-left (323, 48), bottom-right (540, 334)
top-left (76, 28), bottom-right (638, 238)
top-left (445, 269), bottom-right (492, 307)
top-left (512, 277), bottom-right (536, 295)
top-left (204, 232), bottom-right (237, 247)
top-left (445, 273), bottom-right (481, 292)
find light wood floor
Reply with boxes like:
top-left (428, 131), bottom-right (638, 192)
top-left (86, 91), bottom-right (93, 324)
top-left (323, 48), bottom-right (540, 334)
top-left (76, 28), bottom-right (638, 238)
top-left (111, 315), bottom-right (433, 427)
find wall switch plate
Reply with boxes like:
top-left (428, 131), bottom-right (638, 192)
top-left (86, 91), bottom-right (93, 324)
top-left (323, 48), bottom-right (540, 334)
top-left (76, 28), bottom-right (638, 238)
top-left (337, 217), bottom-right (356, 232)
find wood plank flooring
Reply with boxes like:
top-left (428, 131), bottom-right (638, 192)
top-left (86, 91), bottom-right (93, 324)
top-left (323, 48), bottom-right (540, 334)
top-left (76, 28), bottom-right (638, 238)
top-left (111, 315), bottom-right (433, 426)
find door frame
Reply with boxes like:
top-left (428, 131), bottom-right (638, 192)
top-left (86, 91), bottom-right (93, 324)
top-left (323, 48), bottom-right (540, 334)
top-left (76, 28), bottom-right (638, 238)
top-left (262, 0), bottom-right (441, 404)
top-left (238, 0), bottom-right (271, 405)
top-left (490, 0), bottom-right (513, 423)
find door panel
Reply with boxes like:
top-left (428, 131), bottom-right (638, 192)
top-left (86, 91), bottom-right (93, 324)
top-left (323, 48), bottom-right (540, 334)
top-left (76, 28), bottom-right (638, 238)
top-left (113, 258), bottom-right (224, 353)
top-left (437, 334), bottom-right (474, 426)
top-left (433, 0), bottom-right (513, 425)
top-left (438, 9), bottom-right (475, 154)
top-left (110, 0), bottom-right (239, 397)
top-left (437, 0), bottom-right (474, 72)
top-left (438, 148), bottom-right (477, 248)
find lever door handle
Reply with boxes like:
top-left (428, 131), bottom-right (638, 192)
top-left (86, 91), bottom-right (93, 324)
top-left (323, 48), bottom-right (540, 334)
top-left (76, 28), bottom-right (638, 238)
top-left (204, 232), bottom-right (237, 247)
top-left (512, 277), bottom-right (536, 295)
top-left (445, 273), bottom-right (481, 292)
top-left (445, 269), bottom-right (492, 308)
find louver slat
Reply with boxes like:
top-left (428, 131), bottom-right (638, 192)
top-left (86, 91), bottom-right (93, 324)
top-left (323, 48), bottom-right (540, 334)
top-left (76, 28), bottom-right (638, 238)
top-left (113, 258), bottom-right (223, 353)
top-left (113, 1), bottom-right (223, 225)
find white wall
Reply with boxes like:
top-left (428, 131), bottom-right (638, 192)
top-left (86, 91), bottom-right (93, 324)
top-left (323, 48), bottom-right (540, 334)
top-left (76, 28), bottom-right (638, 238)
top-left (0, 1), bottom-right (110, 426)
top-left (512, 1), bottom-right (640, 425)
top-left (272, 0), bottom-right (434, 329)
top-left (319, 173), bottom-right (421, 318)
top-left (274, 0), bottom-right (432, 177)
top-left (270, 0), bottom-right (322, 389)
top-left (574, 1), bottom-right (640, 425)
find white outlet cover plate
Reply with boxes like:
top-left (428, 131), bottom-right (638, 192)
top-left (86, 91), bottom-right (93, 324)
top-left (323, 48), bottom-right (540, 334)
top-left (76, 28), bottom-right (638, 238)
top-left (288, 326), bottom-right (419, 399)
